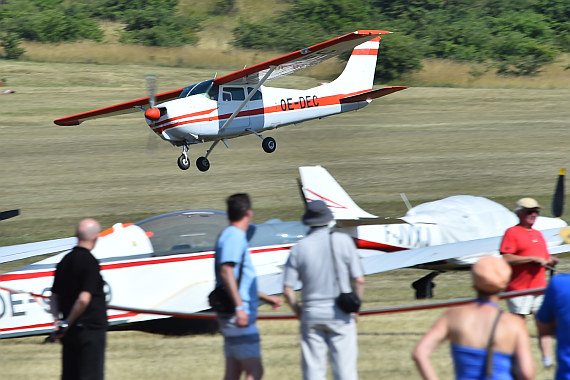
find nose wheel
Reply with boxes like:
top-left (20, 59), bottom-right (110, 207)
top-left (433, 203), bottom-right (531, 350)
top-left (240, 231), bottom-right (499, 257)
top-left (177, 154), bottom-right (190, 170)
top-left (262, 137), bottom-right (276, 153)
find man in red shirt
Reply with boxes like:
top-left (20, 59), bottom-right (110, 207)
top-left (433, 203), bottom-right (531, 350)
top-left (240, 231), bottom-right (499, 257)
top-left (500, 197), bottom-right (558, 368)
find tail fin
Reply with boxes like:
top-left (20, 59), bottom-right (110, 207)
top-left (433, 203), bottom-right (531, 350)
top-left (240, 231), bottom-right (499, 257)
top-left (299, 165), bottom-right (377, 220)
top-left (326, 36), bottom-right (383, 93)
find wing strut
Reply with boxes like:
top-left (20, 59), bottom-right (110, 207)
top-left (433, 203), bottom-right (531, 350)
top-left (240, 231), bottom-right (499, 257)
top-left (204, 65), bottom-right (277, 158)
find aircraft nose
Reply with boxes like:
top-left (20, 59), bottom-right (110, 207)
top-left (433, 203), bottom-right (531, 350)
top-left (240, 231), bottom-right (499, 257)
top-left (145, 107), bottom-right (162, 121)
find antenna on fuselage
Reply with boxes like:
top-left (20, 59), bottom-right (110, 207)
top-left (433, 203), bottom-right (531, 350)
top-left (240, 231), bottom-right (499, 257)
top-left (400, 193), bottom-right (413, 211)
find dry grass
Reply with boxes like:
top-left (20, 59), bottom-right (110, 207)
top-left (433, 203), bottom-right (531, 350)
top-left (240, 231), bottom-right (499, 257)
top-left (0, 60), bottom-right (569, 379)
top-left (402, 55), bottom-right (570, 89)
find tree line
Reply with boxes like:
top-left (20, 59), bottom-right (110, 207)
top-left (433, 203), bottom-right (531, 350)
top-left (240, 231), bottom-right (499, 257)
top-left (1, 0), bottom-right (568, 80)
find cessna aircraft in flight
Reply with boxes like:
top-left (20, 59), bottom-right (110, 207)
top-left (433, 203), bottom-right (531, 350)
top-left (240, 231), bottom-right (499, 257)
top-left (54, 30), bottom-right (406, 172)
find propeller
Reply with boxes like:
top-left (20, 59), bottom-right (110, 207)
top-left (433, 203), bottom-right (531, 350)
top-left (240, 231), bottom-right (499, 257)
top-left (0, 209), bottom-right (19, 221)
top-left (552, 168), bottom-right (565, 218)
top-left (144, 74), bottom-right (161, 121)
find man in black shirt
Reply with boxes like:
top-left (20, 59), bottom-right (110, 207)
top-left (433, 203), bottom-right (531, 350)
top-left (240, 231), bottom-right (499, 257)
top-left (50, 218), bottom-right (108, 380)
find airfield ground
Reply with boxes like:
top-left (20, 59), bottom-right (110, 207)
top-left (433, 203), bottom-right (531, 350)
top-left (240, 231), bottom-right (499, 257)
top-left (0, 60), bottom-right (569, 378)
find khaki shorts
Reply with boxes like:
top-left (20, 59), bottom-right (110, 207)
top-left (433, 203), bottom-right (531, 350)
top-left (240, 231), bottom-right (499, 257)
top-left (507, 294), bottom-right (544, 315)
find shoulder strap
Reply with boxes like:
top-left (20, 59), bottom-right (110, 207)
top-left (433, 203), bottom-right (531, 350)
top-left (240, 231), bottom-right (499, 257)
top-left (485, 310), bottom-right (503, 378)
top-left (237, 246), bottom-right (246, 286)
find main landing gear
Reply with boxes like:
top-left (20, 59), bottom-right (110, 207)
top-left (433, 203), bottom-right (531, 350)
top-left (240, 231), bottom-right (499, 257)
top-left (175, 134), bottom-right (277, 172)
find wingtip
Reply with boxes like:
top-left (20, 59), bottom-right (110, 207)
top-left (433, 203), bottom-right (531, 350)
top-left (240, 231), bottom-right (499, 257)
top-left (54, 119), bottom-right (81, 126)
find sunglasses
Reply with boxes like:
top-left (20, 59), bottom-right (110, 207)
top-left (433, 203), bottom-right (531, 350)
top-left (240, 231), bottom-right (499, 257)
top-left (525, 209), bottom-right (540, 215)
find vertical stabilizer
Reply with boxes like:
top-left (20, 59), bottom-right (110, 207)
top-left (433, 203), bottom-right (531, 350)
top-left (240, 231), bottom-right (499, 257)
top-left (326, 36), bottom-right (382, 93)
top-left (299, 166), bottom-right (377, 220)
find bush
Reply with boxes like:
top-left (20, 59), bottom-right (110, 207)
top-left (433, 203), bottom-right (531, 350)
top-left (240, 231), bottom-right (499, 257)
top-left (1, 33), bottom-right (25, 59)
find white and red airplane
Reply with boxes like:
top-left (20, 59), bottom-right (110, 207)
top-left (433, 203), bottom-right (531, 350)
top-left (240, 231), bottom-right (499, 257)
top-left (299, 165), bottom-right (570, 272)
top-left (2, 170), bottom-right (569, 338)
top-left (54, 30), bottom-right (406, 172)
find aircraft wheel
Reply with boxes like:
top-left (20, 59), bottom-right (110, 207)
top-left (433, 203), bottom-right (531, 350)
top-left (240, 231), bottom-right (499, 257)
top-left (177, 154), bottom-right (190, 170)
top-left (262, 137), bottom-right (276, 153)
top-left (196, 156), bottom-right (210, 172)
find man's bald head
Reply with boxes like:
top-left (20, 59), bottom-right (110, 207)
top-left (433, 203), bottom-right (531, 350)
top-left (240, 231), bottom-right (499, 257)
top-left (76, 218), bottom-right (101, 248)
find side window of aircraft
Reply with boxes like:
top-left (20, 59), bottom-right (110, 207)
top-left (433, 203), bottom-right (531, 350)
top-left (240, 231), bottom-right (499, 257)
top-left (222, 87), bottom-right (245, 101)
top-left (247, 87), bottom-right (262, 101)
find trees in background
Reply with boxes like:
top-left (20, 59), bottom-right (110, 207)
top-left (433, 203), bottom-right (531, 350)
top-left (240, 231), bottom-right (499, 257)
top-left (0, 0), bottom-right (568, 79)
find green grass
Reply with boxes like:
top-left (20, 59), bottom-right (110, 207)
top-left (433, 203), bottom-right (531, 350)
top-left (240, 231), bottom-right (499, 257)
top-left (0, 60), bottom-right (569, 379)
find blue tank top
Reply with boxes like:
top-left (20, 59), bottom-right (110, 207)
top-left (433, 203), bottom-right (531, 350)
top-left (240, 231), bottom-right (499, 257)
top-left (451, 344), bottom-right (513, 380)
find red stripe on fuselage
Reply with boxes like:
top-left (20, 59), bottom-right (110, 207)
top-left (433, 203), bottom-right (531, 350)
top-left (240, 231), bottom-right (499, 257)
top-left (354, 238), bottom-right (406, 253)
top-left (351, 48), bottom-right (379, 56)
top-left (153, 89), bottom-right (372, 134)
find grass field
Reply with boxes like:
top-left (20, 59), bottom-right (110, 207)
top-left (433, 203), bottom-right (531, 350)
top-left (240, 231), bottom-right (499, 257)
top-left (0, 59), bottom-right (569, 379)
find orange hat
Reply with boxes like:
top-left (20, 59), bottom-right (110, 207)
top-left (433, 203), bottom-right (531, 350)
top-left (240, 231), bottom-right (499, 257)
top-left (471, 256), bottom-right (512, 294)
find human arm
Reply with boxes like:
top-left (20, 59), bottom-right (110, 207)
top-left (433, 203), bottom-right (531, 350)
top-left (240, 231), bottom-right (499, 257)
top-left (412, 312), bottom-right (450, 380)
top-left (502, 253), bottom-right (548, 266)
top-left (351, 276), bottom-right (364, 301)
top-left (283, 286), bottom-right (301, 318)
top-left (258, 292), bottom-right (283, 310)
top-left (219, 262), bottom-right (248, 327)
top-left (49, 291), bottom-right (91, 339)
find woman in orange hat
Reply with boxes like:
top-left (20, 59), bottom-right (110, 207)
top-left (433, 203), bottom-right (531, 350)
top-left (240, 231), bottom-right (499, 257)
top-left (412, 256), bottom-right (534, 379)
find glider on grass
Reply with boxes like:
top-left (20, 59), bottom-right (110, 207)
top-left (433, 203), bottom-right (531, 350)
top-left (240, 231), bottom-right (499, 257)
top-left (1, 170), bottom-right (568, 338)
top-left (299, 166), bottom-right (570, 295)
top-left (54, 30), bottom-right (406, 172)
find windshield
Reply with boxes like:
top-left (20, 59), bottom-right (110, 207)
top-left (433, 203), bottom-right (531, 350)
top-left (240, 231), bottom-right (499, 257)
top-left (178, 80), bottom-right (219, 100)
top-left (136, 210), bottom-right (307, 257)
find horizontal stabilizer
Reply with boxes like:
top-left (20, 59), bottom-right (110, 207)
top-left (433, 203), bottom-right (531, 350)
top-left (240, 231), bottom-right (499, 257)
top-left (340, 86), bottom-right (407, 104)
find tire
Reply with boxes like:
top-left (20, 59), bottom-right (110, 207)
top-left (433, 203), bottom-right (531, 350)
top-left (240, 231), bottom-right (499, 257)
top-left (177, 155), bottom-right (190, 170)
top-left (262, 137), bottom-right (276, 153)
top-left (196, 156), bottom-right (210, 172)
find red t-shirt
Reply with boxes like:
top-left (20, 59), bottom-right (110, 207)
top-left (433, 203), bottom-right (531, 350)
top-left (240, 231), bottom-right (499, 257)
top-left (500, 225), bottom-right (549, 291)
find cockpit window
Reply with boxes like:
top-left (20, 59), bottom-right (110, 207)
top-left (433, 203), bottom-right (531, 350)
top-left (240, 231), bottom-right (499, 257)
top-left (247, 87), bottom-right (262, 101)
top-left (222, 87), bottom-right (245, 101)
top-left (137, 211), bottom-right (227, 256)
top-left (135, 210), bottom-right (307, 257)
top-left (179, 80), bottom-right (219, 100)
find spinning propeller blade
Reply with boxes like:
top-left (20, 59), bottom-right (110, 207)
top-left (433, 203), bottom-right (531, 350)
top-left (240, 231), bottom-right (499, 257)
top-left (552, 168), bottom-right (565, 218)
top-left (145, 74), bottom-right (157, 109)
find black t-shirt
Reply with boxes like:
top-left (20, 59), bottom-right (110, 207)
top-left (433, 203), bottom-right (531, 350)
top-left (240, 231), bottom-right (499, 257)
top-left (52, 246), bottom-right (108, 329)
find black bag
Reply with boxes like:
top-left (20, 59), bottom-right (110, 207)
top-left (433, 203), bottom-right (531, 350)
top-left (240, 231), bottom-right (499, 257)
top-left (208, 286), bottom-right (235, 314)
top-left (209, 246), bottom-right (247, 314)
top-left (330, 231), bottom-right (362, 314)
top-left (336, 292), bottom-right (361, 313)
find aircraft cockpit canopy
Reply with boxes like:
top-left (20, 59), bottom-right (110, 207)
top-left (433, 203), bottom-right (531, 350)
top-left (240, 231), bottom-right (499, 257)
top-left (136, 210), bottom-right (307, 257)
top-left (179, 80), bottom-right (219, 100)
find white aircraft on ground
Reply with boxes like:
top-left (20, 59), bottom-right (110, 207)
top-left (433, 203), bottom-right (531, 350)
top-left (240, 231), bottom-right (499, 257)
top-left (299, 165), bottom-right (570, 294)
top-left (1, 170), bottom-right (568, 338)
top-left (54, 30), bottom-right (406, 172)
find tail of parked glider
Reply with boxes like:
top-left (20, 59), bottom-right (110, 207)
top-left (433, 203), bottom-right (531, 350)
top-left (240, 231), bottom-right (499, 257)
top-left (299, 165), bottom-right (377, 220)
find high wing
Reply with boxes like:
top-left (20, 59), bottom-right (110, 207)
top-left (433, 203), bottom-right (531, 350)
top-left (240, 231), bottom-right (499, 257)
top-left (54, 30), bottom-right (389, 127)
top-left (54, 88), bottom-right (183, 126)
top-left (214, 30), bottom-right (390, 86)
top-left (0, 237), bottom-right (76, 265)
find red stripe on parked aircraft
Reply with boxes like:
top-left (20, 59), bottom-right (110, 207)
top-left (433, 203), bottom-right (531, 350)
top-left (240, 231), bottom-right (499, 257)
top-left (354, 238), bottom-right (406, 253)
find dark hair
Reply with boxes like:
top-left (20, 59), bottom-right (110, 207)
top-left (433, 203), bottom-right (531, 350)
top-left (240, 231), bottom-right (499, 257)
top-left (227, 193), bottom-right (251, 222)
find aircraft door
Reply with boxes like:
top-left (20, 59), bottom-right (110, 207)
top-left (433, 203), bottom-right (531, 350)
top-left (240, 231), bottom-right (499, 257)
top-left (218, 86), bottom-right (250, 133)
top-left (246, 87), bottom-right (264, 130)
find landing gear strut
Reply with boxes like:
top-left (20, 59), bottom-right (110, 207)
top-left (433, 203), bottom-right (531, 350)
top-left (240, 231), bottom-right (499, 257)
top-left (177, 145), bottom-right (190, 170)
